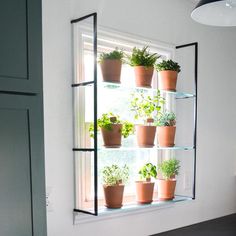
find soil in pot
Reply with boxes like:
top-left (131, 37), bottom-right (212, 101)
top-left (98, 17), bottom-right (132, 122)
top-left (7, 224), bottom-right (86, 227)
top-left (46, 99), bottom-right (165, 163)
top-left (136, 125), bottom-right (156, 147)
top-left (136, 181), bottom-right (155, 204)
top-left (157, 126), bottom-right (176, 147)
top-left (103, 184), bottom-right (124, 208)
top-left (157, 179), bottom-right (176, 200)
top-left (101, 124), bottom-right (122, 148)
top-left (134, 66), bottom-right (154, 88)
top-left (158, 70), bottom-right (178, 91)
top-left (100, 59), bottom-right (122, 83)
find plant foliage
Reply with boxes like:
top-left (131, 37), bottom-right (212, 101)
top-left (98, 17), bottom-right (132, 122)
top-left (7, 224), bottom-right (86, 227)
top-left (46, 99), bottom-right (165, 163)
top-left (89, 113), bottom-right (134, 138)
top-left (99, 48), bottom-right (124, 63)
top-left (155, 59), bottom-right (181, 73)
top-left (130, 91), bottom-right (165, 123)
top-left (126, 46), bottom-right (160, 67)
top-left (158, 159), bottom-right (180, 180)
top-left (139, 163), bottom-right (157, 181)
top-left (157, 111), bottom-right (176, 127)
top-left (102, 164), bottom-right (129, 186)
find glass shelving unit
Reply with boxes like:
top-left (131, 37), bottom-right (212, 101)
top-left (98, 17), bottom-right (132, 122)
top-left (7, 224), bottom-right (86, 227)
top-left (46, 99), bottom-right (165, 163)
top-left (71, 12), bottom-right (198, 216)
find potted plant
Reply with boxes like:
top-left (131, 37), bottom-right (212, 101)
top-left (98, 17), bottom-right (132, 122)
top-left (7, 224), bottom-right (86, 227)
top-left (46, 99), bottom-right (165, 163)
top-left (99, 48), bottom-right (124, 83)
top-left (157, 159), bottom-right (180, 200)
top-left (127, 46), bottom-right (160, 88)
top-left (102, 164), bottom-right (129, 208)
top-left (136, 163), bottom-right (157, 204)
top-left (130, 91), bottom-right (165, 147)
top-left (155, 59), bottom-right (181, 91)
top-left (89, 113), bottom-right (134, 148)
top-left (157, 111), bottom-right (176, 147)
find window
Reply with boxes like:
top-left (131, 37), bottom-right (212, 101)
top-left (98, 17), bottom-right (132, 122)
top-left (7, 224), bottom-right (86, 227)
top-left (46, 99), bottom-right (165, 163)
top-left (72, 14), bottom-right (196, 218)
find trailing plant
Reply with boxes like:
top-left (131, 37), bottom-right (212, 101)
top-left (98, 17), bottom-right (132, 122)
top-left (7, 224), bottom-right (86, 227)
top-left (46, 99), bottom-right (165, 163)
top-left (99, 48), bottom-right (124, 63)
top-left (158, 159), bottom-right (180, 180)
top-left (155, 59), bottom-right (181, 73)
top-left (102, 164), bottom-right (129, 186)
top-left (157, 111), bottom-right (176, 127)
top-left (126, 46), bottom-right (160, 67)
top-left (130, 91), bottom-right (165, 123)
top-left (89, 113), bottom-right (134, 138)
top-left (139, 163), bottom-right (157, 182)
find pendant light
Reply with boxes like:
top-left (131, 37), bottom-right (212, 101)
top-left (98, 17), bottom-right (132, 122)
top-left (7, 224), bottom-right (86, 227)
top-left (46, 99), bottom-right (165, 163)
top-left (191, 0), bottom-right (236, 26)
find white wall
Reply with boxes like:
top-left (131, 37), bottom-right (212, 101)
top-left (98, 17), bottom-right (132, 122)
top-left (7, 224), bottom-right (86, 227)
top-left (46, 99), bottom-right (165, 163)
top-left (42, 0), bottom-right (236, 235)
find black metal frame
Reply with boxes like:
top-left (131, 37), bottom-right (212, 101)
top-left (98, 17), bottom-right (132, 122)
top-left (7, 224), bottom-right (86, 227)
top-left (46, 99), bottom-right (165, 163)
top-left (176, 42), bottom-right (198, 200)
top-left (71, 12), bottom-right (98, 216)
top-left (71, 13), bottom-right (198, 216)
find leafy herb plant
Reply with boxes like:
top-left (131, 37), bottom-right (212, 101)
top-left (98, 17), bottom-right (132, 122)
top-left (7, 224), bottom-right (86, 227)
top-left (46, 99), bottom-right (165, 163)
top-left (155, 59), bottom-right (181, 73)
top-left (139, 163), bottom-right (157, 182)
top-left (99, 48), bottom-right (124, 63)
top-left (89, 113), bottom-right (134, 138)
top-left (102, 164), bottom-right (129, 186)
top-left (130, 91), bottom-right (165, 123)
top-left (158, 159), bottom-right (180, 180)
top-left (126, 46), bottom-right (160, 67)
top-left (157, 111), bottom-right (176, 127)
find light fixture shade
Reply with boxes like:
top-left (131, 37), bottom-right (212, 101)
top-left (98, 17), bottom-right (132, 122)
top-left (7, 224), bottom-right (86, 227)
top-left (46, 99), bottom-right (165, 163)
top-left (191, 0), bottom-right (236, 26)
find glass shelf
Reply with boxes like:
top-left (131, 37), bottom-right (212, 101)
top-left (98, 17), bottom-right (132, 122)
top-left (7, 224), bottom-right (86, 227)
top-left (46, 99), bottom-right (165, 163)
top-left (72, 81), bottom-right (195, 99)
top-left (99, 82), bottom-right (195, 99)
top-left (98, 145), bottom-right (194, 151)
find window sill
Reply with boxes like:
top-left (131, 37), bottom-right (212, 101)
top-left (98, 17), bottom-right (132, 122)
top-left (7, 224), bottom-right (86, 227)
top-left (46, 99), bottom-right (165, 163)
top-left (73, 196), bottom-right (194, 225)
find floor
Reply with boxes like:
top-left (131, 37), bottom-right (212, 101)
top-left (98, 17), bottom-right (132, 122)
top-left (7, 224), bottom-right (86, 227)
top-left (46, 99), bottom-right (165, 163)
top-left (153, 214), bottom-right (236, 236)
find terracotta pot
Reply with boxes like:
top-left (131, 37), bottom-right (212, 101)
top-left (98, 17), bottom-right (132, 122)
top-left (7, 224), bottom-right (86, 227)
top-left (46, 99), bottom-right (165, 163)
top-left (103, 184), bottom-right (124, 208)
top-left (136, 181), bottom-right (155, 204)
top-left (100, 59), bottom-right (122, 83)
top-left (134, 66), bottom-right (154, 88)
top-left (101, 124), bottom-right (122, 148)
top-left (136, 125), bottom-right (156, 147)
top-left (158, 70), bottom-right (178, 91)
top-left (157, 126), bottom-right (176, 147)
top-left (157, 179), bottom-right (176, 200)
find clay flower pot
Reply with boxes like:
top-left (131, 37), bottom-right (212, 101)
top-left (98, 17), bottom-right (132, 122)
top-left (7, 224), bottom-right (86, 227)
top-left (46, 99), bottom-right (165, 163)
top-left (134, 66), bottom-right (154, 88)
top-left (157, 179), bottom-right (176, 200)
top-left (136, 181), bottom-right (155, 204)
top-left (103, 184), bottom-right (124, 208)
top-left (157, 126), bottom-right (176, 147)
top-left (158, 70), bottom-right (178, 91)
top-left (101, 124), bottom-right (122, 148)
top-left (100, 59), bottom-right (122, 83)
top-left (136, 125), bottom-right (156, 147)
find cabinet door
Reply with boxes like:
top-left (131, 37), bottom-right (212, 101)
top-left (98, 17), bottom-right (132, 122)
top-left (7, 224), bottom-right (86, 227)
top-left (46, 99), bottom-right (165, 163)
top-left (0, 94), bottom-right (47, 236)
top-left (0, 0), bottom-right (42, 93)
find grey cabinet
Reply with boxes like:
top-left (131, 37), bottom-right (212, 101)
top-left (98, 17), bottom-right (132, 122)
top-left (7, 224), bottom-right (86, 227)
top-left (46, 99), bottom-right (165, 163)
top-left (0, 0), bottom-right (46, 235)
top-left (0, 0), bottom-right (42, 93)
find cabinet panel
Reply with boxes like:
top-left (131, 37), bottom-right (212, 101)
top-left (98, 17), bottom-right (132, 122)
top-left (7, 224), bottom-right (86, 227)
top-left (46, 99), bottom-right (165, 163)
top-left (0, 0), bottom-right (42, 93)
top-left (0, 94), bottom-right (46, 236)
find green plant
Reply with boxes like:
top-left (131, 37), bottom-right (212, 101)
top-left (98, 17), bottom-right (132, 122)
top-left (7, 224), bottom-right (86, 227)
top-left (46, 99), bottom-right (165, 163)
top-left (157, 111), bottom-right (176, 127)
top-left (130, 91), bottom-right (165, 122)
top-left (158, 159), bottom-right (180, 180)
top-left (139, 163), bottom-right (157, 181)
top-left (89, 113), bottom-right (134, 138)
top-left (102, 164), bottom-right (129, 186)
top-left (155, 59), bottom-right (181, 73)
top-left (99, 48), bottom-right (124, 63)
top-left (126, 46), bottom-right (160, 67)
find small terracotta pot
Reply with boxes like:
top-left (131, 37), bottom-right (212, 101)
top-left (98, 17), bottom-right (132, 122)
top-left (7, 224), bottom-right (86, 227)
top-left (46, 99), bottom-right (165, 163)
top-left (157, 126), bottom-right (176, 147)
top-left (103, 184), bottom-right (124, 208)
top-left (136, 125), bottom-right (156, 147)
top-left (101, 124), bottom-right (122, 148)
top-left (158, 70), bottom-right (178, 91)
top-left (136, 181), bottom-right (155, 204)
top-left (134, 66), bottom-right (154, 88)
top-left (100, 59), bottom-right (122, 83)
top-left (157, 179), bottom-right (176, 200)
